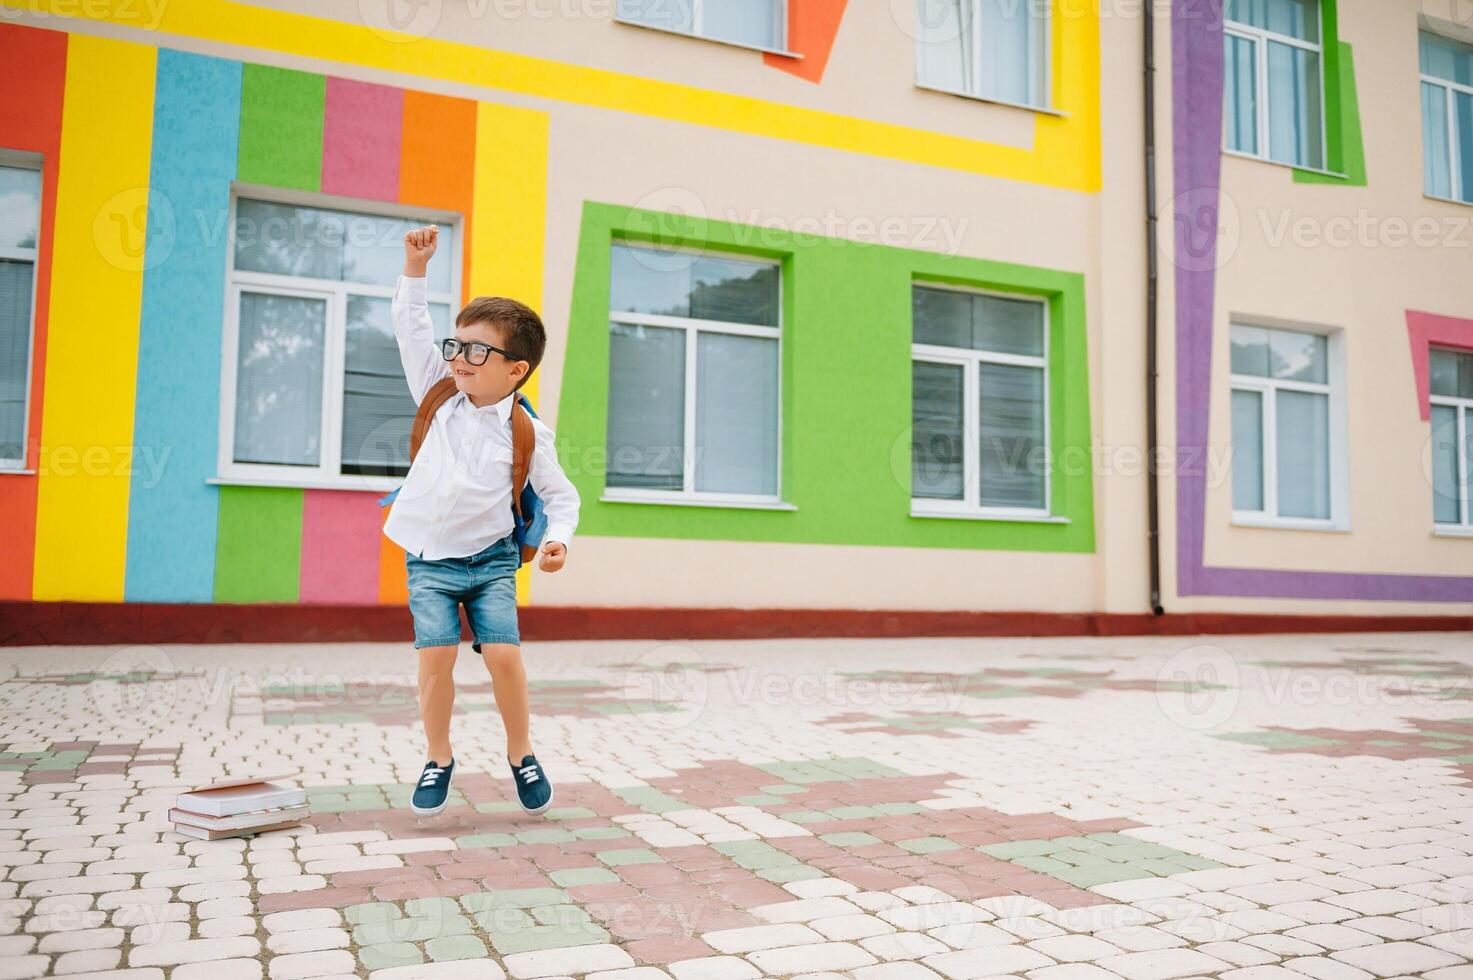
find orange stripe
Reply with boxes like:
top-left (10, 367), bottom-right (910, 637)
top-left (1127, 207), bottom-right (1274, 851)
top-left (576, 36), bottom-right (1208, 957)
top-left (765, 0), bottom-right (849, 84)
top-left (379, 89), bottom-right (479, 604)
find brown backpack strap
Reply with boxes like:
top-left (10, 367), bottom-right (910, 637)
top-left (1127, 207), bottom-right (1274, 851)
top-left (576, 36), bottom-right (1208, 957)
top-left (408, 377), bottom-right (459, 463)
top-left (510, 397), bottom-right (534, 519)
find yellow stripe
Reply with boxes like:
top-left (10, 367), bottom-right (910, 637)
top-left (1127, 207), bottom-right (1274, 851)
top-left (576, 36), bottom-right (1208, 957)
top-left (469, 102), bottom-right (550, 604)
top-left (1, 0), bottom-right (1100, 191)
top-left (32, 35), bottom-right (157, 601)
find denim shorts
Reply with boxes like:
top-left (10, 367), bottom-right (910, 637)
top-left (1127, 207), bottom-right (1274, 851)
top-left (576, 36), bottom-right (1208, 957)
top-left (405, 533), bottom-right (520, 651)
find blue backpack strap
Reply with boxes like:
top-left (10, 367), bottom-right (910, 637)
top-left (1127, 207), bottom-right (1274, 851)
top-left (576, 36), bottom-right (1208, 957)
top-left (510, 392), bottom-right (546, 564)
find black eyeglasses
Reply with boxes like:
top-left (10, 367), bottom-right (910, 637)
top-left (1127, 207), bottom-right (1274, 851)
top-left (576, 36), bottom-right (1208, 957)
top-left (439, 337), bottom-right (524, 367)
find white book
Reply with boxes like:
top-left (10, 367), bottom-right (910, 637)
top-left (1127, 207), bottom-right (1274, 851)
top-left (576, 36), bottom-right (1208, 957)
top-left (170, 803), bottom-right (310, 831)
top-left (175, 774), bottom-right (305, 818)
top-left (173, 817), bottom-right (304, 841)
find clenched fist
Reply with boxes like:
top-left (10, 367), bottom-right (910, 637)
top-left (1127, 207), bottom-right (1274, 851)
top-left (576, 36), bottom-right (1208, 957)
top-left (538, 541), bottom-right (567, 573)
top-left (403, 224), bottom-right (438, 277)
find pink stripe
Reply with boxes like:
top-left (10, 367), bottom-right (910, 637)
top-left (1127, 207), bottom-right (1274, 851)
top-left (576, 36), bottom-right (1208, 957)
top-left (299, 490), bottom-right (383, 605)
top-left (1406, 310), bottom-right (1473, 422)
top-left (321, 77), bottom-right (403, 201)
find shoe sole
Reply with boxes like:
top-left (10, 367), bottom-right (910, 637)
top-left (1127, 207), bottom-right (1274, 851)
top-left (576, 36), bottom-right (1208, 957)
top-left (519, 781), bottom-right (554, 816)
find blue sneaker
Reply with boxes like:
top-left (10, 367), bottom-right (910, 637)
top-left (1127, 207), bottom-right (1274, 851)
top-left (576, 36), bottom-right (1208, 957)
top-left (511, 754), bottom-right (553, 815)
top-left (411, 757), bottom-right (454, 816)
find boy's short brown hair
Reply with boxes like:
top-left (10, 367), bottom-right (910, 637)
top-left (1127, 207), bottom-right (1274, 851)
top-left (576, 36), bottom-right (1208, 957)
top-left (457, 297), bottom-right (546, 388)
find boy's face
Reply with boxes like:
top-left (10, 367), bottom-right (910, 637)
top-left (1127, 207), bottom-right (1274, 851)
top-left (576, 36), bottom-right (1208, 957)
top-left (448, 319), bottom-right (529, 404)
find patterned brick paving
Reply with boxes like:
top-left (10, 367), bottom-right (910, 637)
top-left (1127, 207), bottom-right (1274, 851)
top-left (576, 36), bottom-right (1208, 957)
top-left (2, 633), bottom-right (1472, 979)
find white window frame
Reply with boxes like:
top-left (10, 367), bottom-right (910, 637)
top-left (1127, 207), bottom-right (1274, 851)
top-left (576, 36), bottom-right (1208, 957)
top-left (909, 283), bottom-right (1058, 524)
top-left (1229, 323), bottom-right (1349, 532)
top-left (601, 243), bottom-right (790, 512)
top-left (1222, 3), bottom-right (1329, 171)
top-left (614, 0), bottom-right (799, 59)
top-left (1420, 31), bottom-right (1473, 206)
top-left (915, 0), bottom-right (1054, 113)
top-left (0, 150), bottom-right (43, 473)
top-left (215, 184), bottom-right (461, 493)
top-left (1430, 347), bottom-right (1473, 532)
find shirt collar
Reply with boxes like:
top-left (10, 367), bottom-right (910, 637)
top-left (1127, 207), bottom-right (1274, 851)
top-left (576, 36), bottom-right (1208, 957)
top-left (460, 389), bottom-right (516, 424)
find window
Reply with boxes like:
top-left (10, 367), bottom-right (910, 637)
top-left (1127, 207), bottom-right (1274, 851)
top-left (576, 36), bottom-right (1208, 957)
top-left (604, 242), bottom-right (781, 505)
top-left (916, 0), bottom-right (1049, 109)
top-left (615, 0), bottom-right (788, 53)
top-left (1431, 347), bottom-right (1473, 529)
top-left (0, 159), bottom-right (40, 469)
top-left (1420, 30), bottom-right (1473, 204)
top-left (1223, 0), bottom-right (1325, 169)
top-left (911, 284), bottom-right (1049, 517)
top-left (220, 194), bottom-right (457, 487)
top-left (1230, 324), bottom-right (1346, 526)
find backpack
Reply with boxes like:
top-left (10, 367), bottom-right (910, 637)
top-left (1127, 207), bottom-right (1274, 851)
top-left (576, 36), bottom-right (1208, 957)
top-left (377, 377), bottom-right (547, 566)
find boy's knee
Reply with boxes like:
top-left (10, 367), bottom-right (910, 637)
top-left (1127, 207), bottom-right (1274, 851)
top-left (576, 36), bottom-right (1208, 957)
top-left (479, 643), bottom-right (522, 667)
top-left (418, 645), bottom-right (458, 666)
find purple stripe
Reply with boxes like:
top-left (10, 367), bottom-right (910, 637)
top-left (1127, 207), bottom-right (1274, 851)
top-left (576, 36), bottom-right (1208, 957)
top-left (1170, 0), bottom-right (1473, 602)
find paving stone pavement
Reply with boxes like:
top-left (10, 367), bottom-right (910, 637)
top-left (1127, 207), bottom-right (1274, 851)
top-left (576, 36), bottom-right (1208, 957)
top-left (2, 632), bottom-right (1473, 979)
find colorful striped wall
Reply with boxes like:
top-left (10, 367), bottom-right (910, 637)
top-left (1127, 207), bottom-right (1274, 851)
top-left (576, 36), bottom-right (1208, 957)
top-left (0, 23), bottom-right (548, 606)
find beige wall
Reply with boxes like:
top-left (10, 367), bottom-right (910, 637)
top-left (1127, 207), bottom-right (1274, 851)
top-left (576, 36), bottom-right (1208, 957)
top-left (15, 0), bottom-right (1467, 617)
top-left (240, 0), bottom-right (1040, 147)
top-left (1159, 0), bottom-right (1473, 616)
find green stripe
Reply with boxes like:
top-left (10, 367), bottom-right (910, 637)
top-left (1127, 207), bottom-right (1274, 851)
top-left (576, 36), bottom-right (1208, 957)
top-left (1295, 0), bottom-right (1366, 186)
top-left (238, 63), bottom-right (323, 190)
top-left (219, 63), bottom-right (320, 604)
top-left (214, 486), bottom-right (303, 603)
top-left (558, 201), bottom-right (1094, 553)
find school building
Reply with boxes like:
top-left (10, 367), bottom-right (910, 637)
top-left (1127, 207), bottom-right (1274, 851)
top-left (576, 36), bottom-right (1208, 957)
top-left (0, 0), bottom-right (1470, 643)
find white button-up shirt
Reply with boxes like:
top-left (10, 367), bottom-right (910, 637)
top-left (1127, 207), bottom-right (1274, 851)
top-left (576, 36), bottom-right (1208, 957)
top-left (383, 275), bottom-right (580, 561)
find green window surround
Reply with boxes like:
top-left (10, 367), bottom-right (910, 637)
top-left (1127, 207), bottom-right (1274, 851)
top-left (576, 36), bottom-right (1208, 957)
top-left (555, 202), bottom-right (1095, 554)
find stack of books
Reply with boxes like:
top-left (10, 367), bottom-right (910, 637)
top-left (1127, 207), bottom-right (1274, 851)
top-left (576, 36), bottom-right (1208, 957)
top-left (170, 775), bottom-right (308, 840)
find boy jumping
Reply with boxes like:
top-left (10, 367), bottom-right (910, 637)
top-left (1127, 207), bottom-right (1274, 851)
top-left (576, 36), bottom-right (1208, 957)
top-left (386, 224), bottom-right (579, 817)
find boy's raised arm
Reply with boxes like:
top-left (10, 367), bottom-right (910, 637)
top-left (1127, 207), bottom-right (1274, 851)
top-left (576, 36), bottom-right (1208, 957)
top-left (394, 225), bottom-right (450, 405)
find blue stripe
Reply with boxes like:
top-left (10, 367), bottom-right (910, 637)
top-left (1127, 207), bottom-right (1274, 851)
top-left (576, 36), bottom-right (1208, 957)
top-left (125, 50), bottom-right (242, 602)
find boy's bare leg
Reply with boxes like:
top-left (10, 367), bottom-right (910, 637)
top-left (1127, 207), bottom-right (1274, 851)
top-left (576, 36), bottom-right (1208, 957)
top-left (480, 643), bottom-right (534, 763)
top-left (418, 646), bottom-right (458, 765)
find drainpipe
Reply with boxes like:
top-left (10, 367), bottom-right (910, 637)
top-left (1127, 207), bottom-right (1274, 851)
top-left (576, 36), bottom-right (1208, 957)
top-left (1144, 0), bottom-right (1166, 615)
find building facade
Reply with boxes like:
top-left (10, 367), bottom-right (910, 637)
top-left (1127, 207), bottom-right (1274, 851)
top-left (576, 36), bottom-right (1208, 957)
top-left (0, 0), bottom-right (1468, 639)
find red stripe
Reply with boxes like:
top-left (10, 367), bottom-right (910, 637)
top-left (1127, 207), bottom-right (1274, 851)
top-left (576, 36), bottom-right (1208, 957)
top-left (321, 76), bottom-right (403, 201)
top-left (0, 24), bottom-right (66, 600)
top-left (3, 603), bottom-right (1471, 645)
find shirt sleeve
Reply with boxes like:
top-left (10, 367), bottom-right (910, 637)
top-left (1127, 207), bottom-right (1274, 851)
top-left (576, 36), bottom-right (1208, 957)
top-left (528, 417), bottom-right (581, 550)
top-left (391, 274), bottom-right (451, 405)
